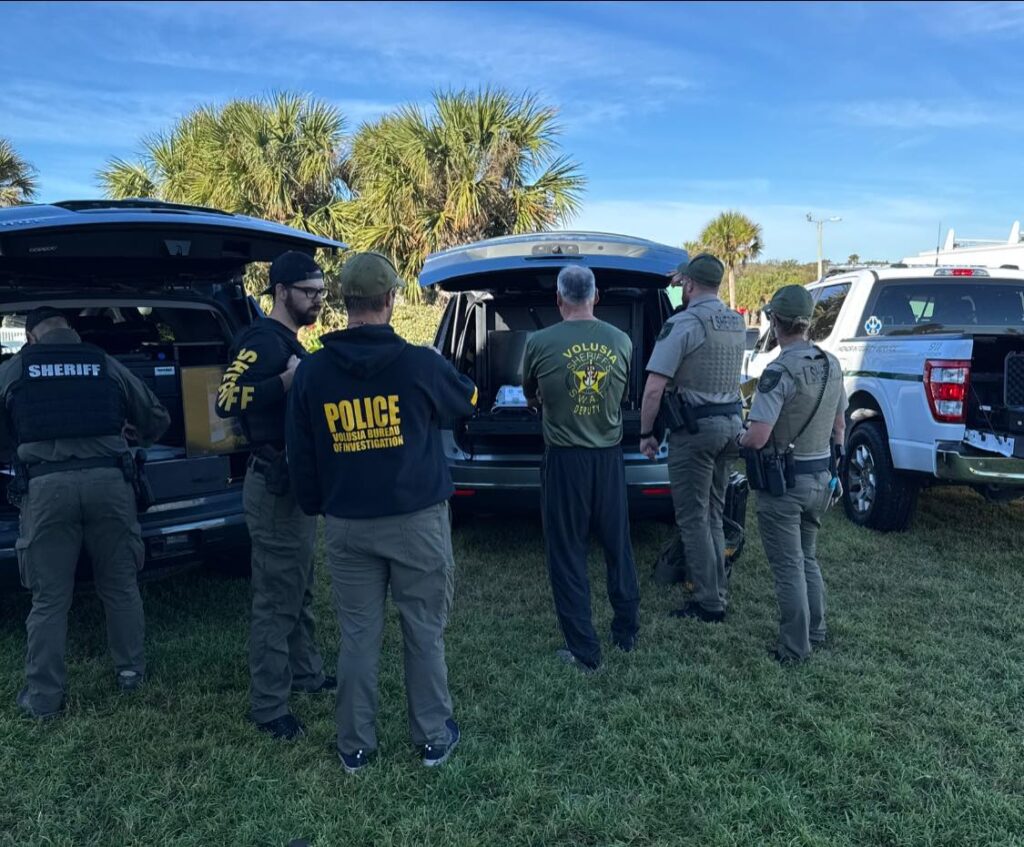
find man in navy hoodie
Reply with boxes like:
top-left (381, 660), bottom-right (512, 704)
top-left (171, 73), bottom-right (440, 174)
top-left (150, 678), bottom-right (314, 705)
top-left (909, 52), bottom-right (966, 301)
top-left (287, 252), bottom-right (478, 773)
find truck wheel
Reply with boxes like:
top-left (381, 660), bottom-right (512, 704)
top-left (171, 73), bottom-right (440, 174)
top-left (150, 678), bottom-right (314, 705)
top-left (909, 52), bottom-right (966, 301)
top-left (842, 421), bottom-right (919, 532)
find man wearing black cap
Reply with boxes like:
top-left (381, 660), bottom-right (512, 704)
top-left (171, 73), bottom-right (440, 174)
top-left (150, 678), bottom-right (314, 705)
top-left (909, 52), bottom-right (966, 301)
top-left (639, 253), bottom-right (746, 623)
top-left (287, 252), bottom-right (478, 773)
top-left (0, 306), bottom-right (169, 719)
top-left (216, 250), bottom-right (333, 740)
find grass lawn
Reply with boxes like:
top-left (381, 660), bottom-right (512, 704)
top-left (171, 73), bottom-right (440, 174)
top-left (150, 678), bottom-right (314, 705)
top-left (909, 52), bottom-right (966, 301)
top-left (1, 487), bottom-right (1022, 846)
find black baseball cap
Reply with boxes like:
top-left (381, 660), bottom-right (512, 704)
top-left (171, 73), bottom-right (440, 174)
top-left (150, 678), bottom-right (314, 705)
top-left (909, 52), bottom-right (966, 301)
top-left (262, 251), bottom-right (323, 296)
top-left (25, 306), bottom-right (67, 334)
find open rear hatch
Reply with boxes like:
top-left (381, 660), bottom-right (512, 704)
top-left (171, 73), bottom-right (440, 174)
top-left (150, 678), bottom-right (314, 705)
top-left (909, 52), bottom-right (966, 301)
top-left (0, 200), bottom-right (345, 531)
top-left (0, 199), bottom-right (343, 286)
top-left (422, 233), bottom-right (686, 457)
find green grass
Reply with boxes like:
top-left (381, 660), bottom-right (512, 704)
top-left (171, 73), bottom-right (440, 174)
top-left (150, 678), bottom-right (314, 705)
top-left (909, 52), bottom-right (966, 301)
top-left (2, 487), bottom-right (1023, 846)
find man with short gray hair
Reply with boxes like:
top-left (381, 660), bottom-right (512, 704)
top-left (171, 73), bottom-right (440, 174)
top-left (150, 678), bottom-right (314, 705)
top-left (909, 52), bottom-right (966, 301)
top-left (522, 265), bottom-right (640, 673)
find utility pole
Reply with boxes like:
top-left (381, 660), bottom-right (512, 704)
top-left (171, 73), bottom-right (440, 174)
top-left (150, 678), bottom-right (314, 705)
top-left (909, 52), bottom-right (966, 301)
top-left (806, 213), bottom-right (842, 280)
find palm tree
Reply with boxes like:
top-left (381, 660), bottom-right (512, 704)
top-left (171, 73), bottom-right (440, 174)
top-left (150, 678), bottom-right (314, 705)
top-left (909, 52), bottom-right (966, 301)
top-left (698, 211), bottom-right (763, 309)
top-left (346, 88), bottom-right (586, 299)
top-left (98, 93), bottom-right (350, 228)
top-left (98, 94), bottom-right (352, 298)
top-left (0, 138), bottom-right (38, 207)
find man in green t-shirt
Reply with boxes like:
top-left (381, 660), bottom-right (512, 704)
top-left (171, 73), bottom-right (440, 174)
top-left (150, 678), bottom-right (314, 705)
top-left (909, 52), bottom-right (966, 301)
top-left (522, 265), bottom-right (640, 673)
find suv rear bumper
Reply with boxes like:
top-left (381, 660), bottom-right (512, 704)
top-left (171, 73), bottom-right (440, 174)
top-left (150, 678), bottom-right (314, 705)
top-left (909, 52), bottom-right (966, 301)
top-left (935, 443), bottom-right (1024, 485)
top-left (0, 488), bottom-right (249, 591)
top-left (449, 457), bottom-right (674, 518)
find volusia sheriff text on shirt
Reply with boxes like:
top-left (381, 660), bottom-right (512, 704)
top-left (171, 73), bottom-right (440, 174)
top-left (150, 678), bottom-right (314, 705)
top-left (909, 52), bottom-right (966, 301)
top-left (286, 324), bottom-right (478, 519)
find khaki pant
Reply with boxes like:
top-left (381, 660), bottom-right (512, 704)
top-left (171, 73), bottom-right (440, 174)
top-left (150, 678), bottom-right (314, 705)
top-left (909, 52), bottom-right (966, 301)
top-left (667, 416), bottom-right (740, 613)
top-left (756, 471), bottom-right (830, 660)
top-left (17, 467), bottom-right (144, 714)
top-left (244, 467), bottom-right (324, 723)
top-left (324, 502), bottom-right (455, 754)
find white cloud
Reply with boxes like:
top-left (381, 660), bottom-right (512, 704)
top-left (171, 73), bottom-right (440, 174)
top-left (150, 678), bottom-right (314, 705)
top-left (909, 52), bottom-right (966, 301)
top-left (836, 99), bottom-right (1014, 130)
top-left (924, 1), bottom-right (1024, 37)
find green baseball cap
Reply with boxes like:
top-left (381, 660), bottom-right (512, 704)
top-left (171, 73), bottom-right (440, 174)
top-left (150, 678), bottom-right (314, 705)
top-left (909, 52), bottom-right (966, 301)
top-left (767, 284), bottom-right (814, 320)
top-left (339, 252), bottom-right (402, 298)
top-left (673, 252), bottom-right (725, 287)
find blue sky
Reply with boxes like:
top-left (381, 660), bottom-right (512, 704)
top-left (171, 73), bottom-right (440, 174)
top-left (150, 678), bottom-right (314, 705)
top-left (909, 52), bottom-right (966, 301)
top-left (3, 1), bottom-right (1024, 261)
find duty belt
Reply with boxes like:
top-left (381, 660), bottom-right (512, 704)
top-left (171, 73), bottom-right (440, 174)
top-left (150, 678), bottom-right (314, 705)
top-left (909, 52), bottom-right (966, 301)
top-left (247, 444), bottom-right (283, 476)
top-left (691, 402), bottom-right (742, 420)
top-left (792, 457), bottom-right (830, 475)
top-left (25, 456), bottom-right (123, 480)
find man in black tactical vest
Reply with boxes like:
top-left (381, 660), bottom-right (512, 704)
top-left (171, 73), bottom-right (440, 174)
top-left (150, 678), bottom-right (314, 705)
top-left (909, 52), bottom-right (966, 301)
top-left (640, 254), bottom-right (746, 623)
top-left (738, 285), bottom-right (847, 664)
top-left (0, 306), bottom-right (170, 719)
top-left (216, 251), bottom-right (333, 741)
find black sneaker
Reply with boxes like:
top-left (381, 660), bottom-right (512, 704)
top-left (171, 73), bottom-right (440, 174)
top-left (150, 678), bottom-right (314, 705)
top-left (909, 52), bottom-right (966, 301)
top-left (116, 670), bottom-right (145, 692)
top-left (254, 714), bottom-right (306, 741)
top-left (613, 635), bottom-right (639, 653)
top-left (339, 748), bottom-right (373, 774)
top-left (669, 602), bottom-right (726, 623)
top-left (768, 649), bottom-right (806, 666)
top-left (555, 648), bottom-right (600, 674)
top-left (16, 687), bottom-right (64, 720)
top-left (292, 675), bottom-right (337, 694)
top-left (421, 718), bottom-right (460, 768)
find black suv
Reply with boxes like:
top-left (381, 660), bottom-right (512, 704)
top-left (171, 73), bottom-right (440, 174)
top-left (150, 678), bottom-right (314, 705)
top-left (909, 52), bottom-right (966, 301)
top-left (0, 199), bottom-right (343, 588)
top-left (422, 231), bottom-right (687, 518)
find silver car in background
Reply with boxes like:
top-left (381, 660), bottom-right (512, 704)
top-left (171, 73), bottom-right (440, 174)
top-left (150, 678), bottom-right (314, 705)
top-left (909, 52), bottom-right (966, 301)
top-left (421, 231), bottom-right (687, 519)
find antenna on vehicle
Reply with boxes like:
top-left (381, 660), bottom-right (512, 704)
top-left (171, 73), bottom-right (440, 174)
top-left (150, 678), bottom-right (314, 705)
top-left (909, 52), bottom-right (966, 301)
top-left (935, 222), bottom-right (942, 267)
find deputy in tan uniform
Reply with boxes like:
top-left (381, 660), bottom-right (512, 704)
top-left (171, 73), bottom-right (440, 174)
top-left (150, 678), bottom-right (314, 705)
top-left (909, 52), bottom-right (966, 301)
top-left (0, 306), bottom-right (169, 718)
top-left (640, 254), bottom-right (746, 622)
top-left (738, 285), bottom-right (846, 664)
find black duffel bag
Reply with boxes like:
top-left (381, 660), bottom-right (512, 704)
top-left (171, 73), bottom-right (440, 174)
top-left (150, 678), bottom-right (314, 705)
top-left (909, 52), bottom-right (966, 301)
top-left (652, 471), bottom-right (749, 586)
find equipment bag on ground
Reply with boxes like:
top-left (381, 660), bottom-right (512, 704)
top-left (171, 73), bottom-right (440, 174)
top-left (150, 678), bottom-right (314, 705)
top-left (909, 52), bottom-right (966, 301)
top-left (652, 471), bottom-right (749, 586)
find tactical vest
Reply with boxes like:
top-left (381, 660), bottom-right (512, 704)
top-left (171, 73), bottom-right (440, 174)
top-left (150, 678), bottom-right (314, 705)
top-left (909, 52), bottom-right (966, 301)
top-left (674, 302), bottom-right (747, 397)
top-left (7, 343), bottom-right (125, 444)
top-left (768, 346), bottom-right (842, 457)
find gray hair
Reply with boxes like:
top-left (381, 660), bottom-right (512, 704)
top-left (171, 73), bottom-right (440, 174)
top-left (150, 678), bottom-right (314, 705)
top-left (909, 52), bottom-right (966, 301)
top-left (556, 265), bottom-right (596, 305)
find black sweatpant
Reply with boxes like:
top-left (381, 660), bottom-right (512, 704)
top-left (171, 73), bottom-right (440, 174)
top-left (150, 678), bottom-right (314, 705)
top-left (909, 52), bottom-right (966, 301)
top-left (540, 445), bottom-right (640, 668)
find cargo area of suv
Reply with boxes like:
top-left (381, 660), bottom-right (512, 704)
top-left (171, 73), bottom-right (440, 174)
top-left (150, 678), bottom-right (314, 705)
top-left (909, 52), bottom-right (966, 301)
top-left (421, 232), bottom-right (687, 517)
top-left (0, 200), bottom-right (344, 588)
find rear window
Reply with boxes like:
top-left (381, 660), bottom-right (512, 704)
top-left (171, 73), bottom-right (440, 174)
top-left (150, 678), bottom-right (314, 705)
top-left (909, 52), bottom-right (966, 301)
top-left (862, 280), bottom-right (1024, 335)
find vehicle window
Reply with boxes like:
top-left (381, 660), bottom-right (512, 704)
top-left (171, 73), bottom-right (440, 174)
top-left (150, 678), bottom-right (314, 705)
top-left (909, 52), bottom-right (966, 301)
top-left (809, 283), bottom-right (850, 341)
top-left (863, 280), bottom-right (1024, 335)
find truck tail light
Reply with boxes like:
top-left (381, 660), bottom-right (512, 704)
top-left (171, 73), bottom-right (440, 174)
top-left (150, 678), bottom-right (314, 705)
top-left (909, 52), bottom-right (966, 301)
top-left (924, 359), bottom-right (971, 423)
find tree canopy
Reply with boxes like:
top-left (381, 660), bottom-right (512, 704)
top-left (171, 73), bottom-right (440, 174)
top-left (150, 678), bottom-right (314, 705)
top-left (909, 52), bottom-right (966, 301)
top-left (0, 138), bottom-right (38, 207)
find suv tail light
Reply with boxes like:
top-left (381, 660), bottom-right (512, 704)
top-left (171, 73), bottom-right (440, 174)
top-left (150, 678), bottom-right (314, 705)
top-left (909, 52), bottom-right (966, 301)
top-left (924, 359), bottom-right (971, 423)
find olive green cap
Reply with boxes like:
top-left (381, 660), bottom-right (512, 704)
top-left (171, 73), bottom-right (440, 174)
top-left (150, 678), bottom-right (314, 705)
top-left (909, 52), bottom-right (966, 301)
top-left (767, 284), bottom-right (814, 320)
top-left (339, 252), bottom-right (402, 298)
top-left (673, 252), bottom-right (725, 287)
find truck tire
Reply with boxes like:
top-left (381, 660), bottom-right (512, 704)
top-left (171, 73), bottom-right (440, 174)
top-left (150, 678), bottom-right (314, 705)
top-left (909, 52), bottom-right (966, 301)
top-left (842, 420), bottom-right (919, 532)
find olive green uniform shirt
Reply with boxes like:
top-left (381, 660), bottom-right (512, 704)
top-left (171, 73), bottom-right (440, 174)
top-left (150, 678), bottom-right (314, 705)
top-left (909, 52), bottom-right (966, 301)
top-left (0, 327), bottom-right (170, 463)
top-left (522, 318), bottom-right (632, 449)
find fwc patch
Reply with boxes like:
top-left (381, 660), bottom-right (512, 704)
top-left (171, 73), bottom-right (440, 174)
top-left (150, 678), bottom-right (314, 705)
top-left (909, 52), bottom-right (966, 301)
top-left (757, 369), bottom-right (783, 393)
top-left (656, 323), bottom-right (674, 341)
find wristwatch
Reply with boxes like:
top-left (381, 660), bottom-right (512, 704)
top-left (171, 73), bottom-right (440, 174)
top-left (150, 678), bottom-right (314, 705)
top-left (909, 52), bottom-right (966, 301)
top-left (640, 430), bottom-right (655, 439)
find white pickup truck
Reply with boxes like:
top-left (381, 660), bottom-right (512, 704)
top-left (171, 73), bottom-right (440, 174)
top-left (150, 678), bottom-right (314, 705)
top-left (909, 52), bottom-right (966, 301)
top-left (744, 265), bottom-right (1024, 531)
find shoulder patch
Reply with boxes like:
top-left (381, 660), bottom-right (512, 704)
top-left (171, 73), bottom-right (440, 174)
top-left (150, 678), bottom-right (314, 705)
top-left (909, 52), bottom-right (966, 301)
top-left (656, 323), bottom-right (674, 342)
top-left (757, 368), bottom-right (783, 393)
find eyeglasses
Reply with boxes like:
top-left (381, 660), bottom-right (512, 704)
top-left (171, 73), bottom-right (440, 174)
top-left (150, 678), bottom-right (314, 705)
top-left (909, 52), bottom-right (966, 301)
top-left (291, 285), bottom-right (326, 302)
